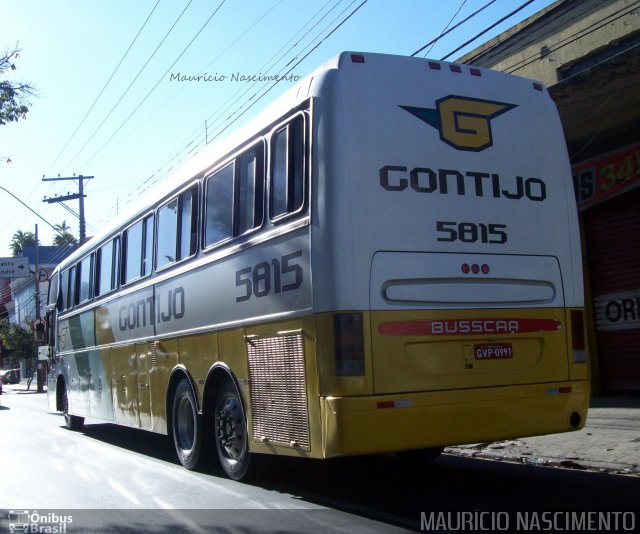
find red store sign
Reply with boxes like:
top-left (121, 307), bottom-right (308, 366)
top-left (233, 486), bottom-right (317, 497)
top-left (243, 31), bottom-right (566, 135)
top-left (572, 142), bottom-right (640, 210)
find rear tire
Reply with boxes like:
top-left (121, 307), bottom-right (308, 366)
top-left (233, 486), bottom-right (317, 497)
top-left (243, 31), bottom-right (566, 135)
top-left (172, 378), bottom-right (203, 470)
top-left (61, 384), bottom-right (84, 431)
top-left (214, 380), bottom-right (250, 480)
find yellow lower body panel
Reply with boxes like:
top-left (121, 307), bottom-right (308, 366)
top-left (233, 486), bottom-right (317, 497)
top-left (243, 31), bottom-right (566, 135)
top-left (321, 380), bottom-right (589, 458)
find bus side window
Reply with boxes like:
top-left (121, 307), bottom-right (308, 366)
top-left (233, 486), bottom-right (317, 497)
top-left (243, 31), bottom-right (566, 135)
top-left (123, 214), bottom-right (154, 284)
top-left (77, 253), bottom-right (94, 304)
top-left (96, 237), bottom-right (119, 296)
top-left (204, 142), bottom-right (264, 249)
top-left (237, 144), bottom-right (264, 235)
top-left (157, 198), bottom-right (179, 268)
top-left (205, 163), bottom-right (234, 247)
top-left (158, 185), bottom-right (198, 269)
top-left (59, 269), bottom-right (69, 311)
top-left (68, 265), bottom-right (77, 309)
top-left (270, 114), bottom-right (305, 220)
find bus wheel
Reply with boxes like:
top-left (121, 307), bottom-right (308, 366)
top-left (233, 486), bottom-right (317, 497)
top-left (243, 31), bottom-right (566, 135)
top-left (62, 385), bottom-right (84, 431)
top-left (172, 378), bottom-right (203, 470)
top-left (214, 381), bottom-right (250, 480)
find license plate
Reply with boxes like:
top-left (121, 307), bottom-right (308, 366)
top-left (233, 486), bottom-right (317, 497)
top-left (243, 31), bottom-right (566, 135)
top-left (474, 343), bottom-right (513, 360)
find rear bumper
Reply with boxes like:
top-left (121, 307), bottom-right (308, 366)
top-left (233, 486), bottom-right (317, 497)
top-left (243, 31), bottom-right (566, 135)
top-left (320, 380), bottom-right (590, 457)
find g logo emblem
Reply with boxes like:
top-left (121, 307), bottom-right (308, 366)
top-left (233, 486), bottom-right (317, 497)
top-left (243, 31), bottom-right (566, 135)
top-left (400, 96), bottom-right (516, 152)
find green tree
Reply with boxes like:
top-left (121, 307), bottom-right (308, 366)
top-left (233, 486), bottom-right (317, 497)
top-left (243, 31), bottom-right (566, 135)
top-left (53, 220), bottom-right (78, 247)
top-left (0, 45), bottom-right (34, 126)
top-left (9, 229), bottom-right (37, 256)
top-left (0, 317), bottom-right (34, 365)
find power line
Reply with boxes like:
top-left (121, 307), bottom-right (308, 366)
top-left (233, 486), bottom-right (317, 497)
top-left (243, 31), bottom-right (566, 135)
top-left (79, 0), bottom-right (228, 171)
top-left (420, 0), bottom-right (469, 58)
top-left (411, 0), bottom-right (496, 57)
top-left (441, 0), bottom-right (538, 61)
top-left (46, 0), bottom-right (161, 175)
top-left (209, 0), bottom-right (369, 144)
top-left (90, 0), bottom-right (343, 225)
top-left (61, 0), bottom-right (194, 172)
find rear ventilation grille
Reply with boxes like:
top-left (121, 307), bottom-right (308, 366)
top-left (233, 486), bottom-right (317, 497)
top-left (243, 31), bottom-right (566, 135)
top-left (246, 331), bottom-right (309, 450)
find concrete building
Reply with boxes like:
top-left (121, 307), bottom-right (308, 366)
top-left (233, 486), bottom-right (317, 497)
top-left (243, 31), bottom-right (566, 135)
top-left (3, 245), bottom-right (76, 373)
top-left (459, 0), bottom-right (640, 394)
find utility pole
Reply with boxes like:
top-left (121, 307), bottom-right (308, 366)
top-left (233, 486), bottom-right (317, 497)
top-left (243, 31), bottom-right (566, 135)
top-left (42, 174), bottom-right (93, 244)
top-left (34, 224), bottom-right (45, 393)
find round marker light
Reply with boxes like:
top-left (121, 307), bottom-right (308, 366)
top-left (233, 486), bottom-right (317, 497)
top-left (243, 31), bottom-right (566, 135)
top-left (481, 264), bottom-right (490, 274)
top-left (471, 264), bottom-right (480, 274)
top-left (461, 263), bottom-right (470, 274)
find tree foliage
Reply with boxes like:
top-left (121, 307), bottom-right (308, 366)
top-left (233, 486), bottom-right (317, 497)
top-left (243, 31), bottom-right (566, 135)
top-left (0, 45), bottom-right (34, 126)
top-left (0, 317), bottom-right (34, 362)
top-left (10, 229), bottom-right (37, 256)
top-left (53, 220), bottom-right (78, 247)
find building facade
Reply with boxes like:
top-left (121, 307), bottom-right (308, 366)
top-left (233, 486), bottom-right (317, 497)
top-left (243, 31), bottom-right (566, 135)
top-left (3, 245), bottom-right (76, 373)
top-left (459, 0), bottom-right (640, 394)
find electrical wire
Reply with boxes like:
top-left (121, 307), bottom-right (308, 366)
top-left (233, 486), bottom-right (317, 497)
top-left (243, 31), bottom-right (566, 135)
top-left (61, 0), bottom-right (195, 173)
top-left (421, 0), bottom-right (469, 58)
top-left (79, 0), bottom-right (228, 171)
top-left (441, 0), bottom-right (537, 61)
top-left (46, 0), bottom-right (162, 175)
top-left (411, 0), bottom-right (496, 57)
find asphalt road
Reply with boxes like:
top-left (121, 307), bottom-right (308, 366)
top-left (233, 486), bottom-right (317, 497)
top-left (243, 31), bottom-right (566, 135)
top-left (1, 389), bottom-right (639, 533)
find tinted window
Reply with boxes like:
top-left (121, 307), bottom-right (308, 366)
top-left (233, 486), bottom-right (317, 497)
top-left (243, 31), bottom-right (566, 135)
top-left (124, 220), bottom-right (143, 283)
top-left (96, 238), bottom-right (119, 296)
top-left (157, 199), bottom-right (178, 268)
top-left (143, 215), bottom-right (154, 277)
top-left (205, 163), bottom-right (234, 246)
top-left (179, 188), bottom-right (196, 260)
top-left (60, 270), bottom-right (69, 310)
top-left (78, 255), bottom-right (93, 303)
top-left (237, 147), bottom-right (263, 235)
top-left (68, 266), bottom-right (77, 308)
top-left (204, 144), bottom-right (264, 249)
top-left (157, 187), bottom-right (197, 269)
top-left (270, 115), bottom-right (305, 219)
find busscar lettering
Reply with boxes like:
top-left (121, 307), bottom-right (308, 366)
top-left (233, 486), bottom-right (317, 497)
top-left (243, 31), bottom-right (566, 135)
top-left (118, 287), bottom-right (186, 332)
top-left (379, 165), bottom-right (547, 201)
top-left (432, 319), bottom-right (519, 335)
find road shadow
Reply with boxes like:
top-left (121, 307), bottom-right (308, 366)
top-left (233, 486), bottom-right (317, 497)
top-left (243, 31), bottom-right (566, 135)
top-left (73, 421), bottom-right (640, 530)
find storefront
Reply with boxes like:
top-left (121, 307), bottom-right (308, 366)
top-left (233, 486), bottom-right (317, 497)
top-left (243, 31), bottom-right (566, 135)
top-left (573, 144), bottom-right (640, 393)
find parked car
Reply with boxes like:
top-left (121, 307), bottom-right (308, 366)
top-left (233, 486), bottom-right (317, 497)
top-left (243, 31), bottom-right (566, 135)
top-left (0, 369), bottom-right (20, 385)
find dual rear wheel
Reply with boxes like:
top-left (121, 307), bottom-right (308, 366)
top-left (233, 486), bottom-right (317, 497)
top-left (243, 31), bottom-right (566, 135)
top-left (171, 377), bottom-right (250, 480)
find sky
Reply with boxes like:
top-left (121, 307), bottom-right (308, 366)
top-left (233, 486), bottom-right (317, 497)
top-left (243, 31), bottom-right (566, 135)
top-left (0, 0), bottom-right (556, 258)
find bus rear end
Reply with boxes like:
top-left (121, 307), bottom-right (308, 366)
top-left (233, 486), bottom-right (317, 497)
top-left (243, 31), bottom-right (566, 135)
top-left (310, 52), bottom-right (589, 458)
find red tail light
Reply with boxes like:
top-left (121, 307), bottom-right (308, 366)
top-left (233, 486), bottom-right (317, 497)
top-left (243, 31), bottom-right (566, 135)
top-left (334, 313), bottom-right (364, 376)
top-left (571, 310), bottom-right (586, 363)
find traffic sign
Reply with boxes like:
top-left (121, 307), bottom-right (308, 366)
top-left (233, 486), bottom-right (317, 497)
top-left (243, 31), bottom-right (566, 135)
top-left (0, 257), bottom-right (29, 278)
top-left (34, 268), bottom-right (49, 282)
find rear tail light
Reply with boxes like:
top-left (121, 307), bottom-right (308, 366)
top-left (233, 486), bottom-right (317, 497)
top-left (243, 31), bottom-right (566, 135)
top-left (571, 310), bottom-right (586, 363)
top-left (334, 313), bottom-right (365, 376)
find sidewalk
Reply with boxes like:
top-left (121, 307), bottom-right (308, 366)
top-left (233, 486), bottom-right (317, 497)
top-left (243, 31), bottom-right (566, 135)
top-left (446, 396), bottom-right (640, 476)
top-left (1, 379), bottom-right (46, 395)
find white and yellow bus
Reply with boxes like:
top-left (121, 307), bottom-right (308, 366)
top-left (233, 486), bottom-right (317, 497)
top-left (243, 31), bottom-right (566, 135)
top-left (45, 52), bottom-right (589, 480)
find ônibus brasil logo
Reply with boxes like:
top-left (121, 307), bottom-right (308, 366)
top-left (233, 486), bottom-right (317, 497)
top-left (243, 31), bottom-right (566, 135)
top-left (400, 95), bottom-right (517, 152)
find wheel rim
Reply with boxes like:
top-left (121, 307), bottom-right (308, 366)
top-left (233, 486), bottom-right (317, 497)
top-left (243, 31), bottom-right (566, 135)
top-left (217, 395), bottom-right (245, 460)
top-left (175, 396), bottom-right (195, 451)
